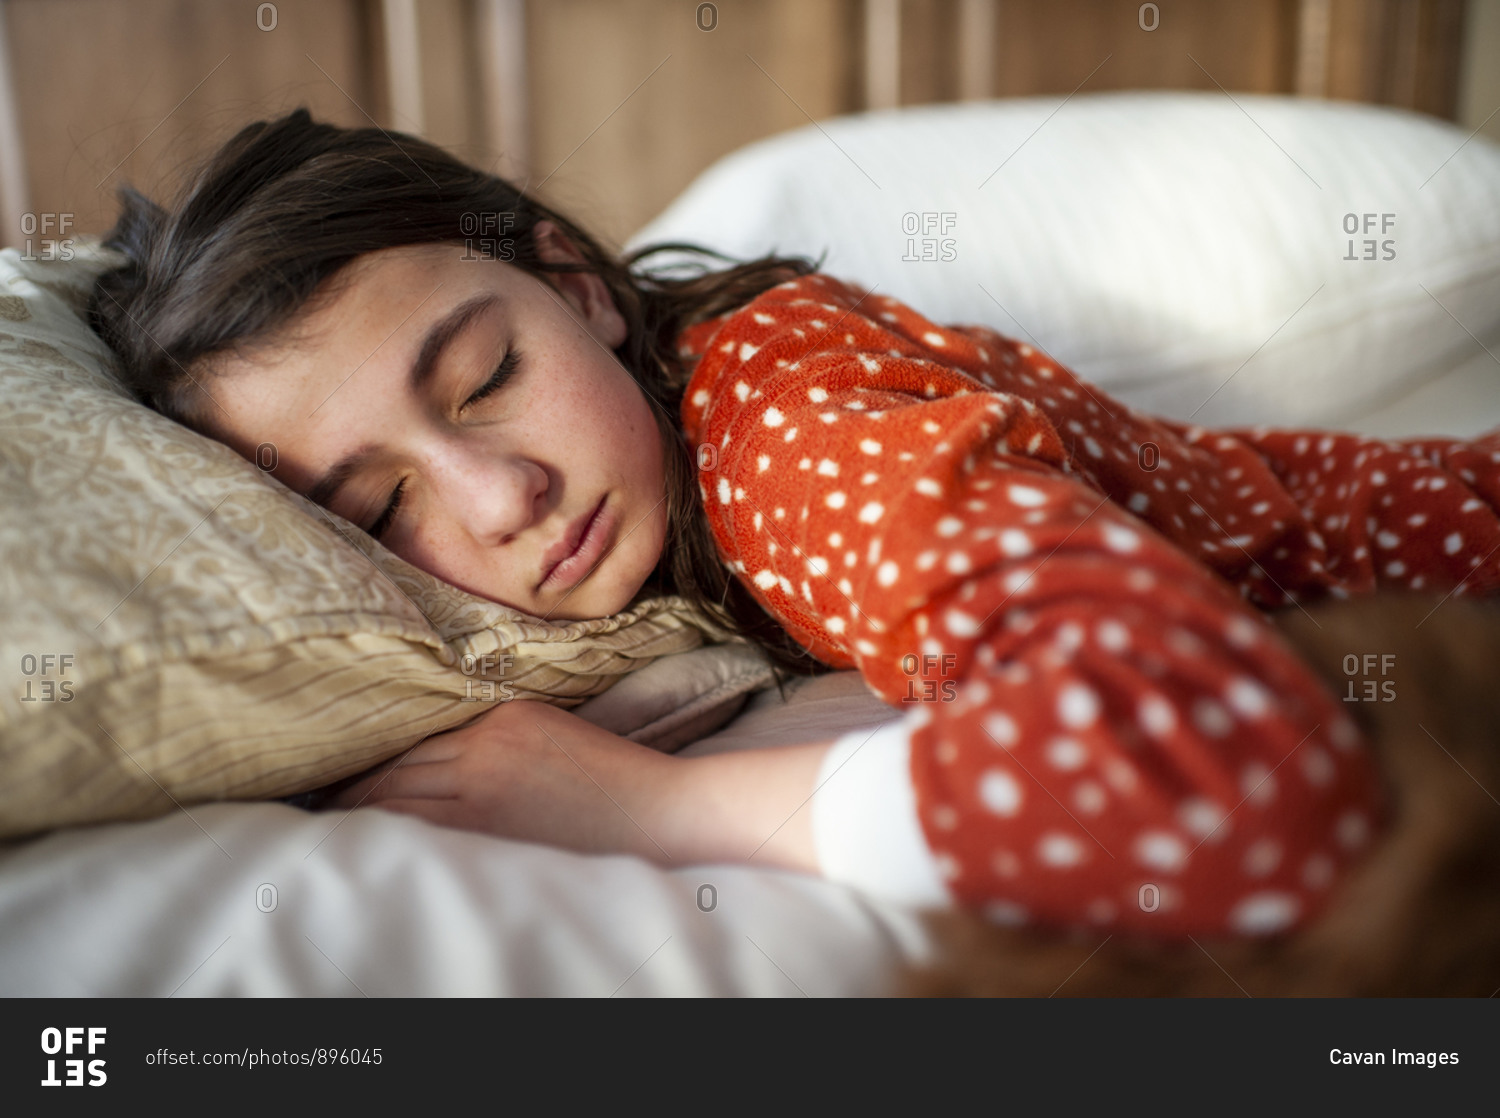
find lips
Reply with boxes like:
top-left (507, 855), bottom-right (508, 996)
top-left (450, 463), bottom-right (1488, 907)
top-left (540, 492), bottom-right (609, 588)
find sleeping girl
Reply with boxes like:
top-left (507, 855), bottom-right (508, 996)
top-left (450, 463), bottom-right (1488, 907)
top-left (87, 109), bottom-right (1500, 993)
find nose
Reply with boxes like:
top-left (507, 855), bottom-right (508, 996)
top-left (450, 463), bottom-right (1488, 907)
top-left (426, 436), bottom-right (548, 546)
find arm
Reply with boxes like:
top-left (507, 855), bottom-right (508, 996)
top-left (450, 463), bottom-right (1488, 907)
top-left (330, 697), bottom-right (836, 872)
top-left (675, 274), bottom-right (1388, 935)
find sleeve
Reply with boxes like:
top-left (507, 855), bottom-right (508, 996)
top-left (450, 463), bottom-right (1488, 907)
top-left (682, 275), bottom-right (1385, 938)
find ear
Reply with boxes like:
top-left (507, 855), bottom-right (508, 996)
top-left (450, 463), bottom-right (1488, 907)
top-left (532, 220), bottom-right (628, 349)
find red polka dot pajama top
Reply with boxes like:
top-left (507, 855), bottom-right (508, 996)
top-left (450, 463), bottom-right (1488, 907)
top-left (674, 273), bottom-right (1500, 939)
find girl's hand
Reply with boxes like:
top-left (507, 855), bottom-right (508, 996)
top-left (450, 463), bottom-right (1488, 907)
top-left (326, 696), bottom-right (832, 872)
top-left (327, 699), bottom-right (679, 860)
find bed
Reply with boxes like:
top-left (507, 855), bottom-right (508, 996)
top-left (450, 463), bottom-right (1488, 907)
top-left (2, 92), bottom-right (1497, 996)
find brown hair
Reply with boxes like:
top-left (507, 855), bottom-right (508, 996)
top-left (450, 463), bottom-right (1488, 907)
top-left (86, 107), bottom-right (836, 683)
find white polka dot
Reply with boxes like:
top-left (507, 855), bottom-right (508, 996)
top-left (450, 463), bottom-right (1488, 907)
top-left (1225, 616), bottom-right (1260, 648)
top-left (984, 900), bottom-right (1028, 926)
top-left (825, 491), bottom-right (847, 509)
top-left (752, 569), bottom-right (777, 590)
top-left (1444, 531), bottom-right (1464, 555)
top-left (1242, 838), bottom-right (1281, 877)
top-left (1138, 694), bottom-right (1176, 738)
top-left (983, 712), bottom-right (1019, 748)
top-left (1103, 758), bottom-right (1138, 794)
top-left (944, 608), bottom-right (980, 637)
top-left (1000, 528), bottom-right (1033, 557)
top-left (1376, 530), bottom-right (1401, 549)
top-left (876, 560), bottom-right (899, 586)
top-left (1134, 830), bottom-right (1189, 873)
top-left (1096, 620), bottom-right (1130, 651)
top-left (1226, 677), bottom-right (1271, 719)
top-left (936, 516), bottom-right (964, 537)
top-left (946, 552), bottom-right (972, 574)
top-left (1046, 737), bottom-right (1088, 771)
top-left (1336, 810), bottom-right (1370, 850)
top-left (1240, 762), bottom-right (1277, 805)
top-left (1102, 522), bottom-right (1141, 553)
top-left (716, 477), bottom-right (732, 504)
top-left (1007, 484), bottom-right (1047, 508)
top-left (1227, 892), bottom-right (1300, 935)
top-left (1059, 774), bottom-right (1102, 813)
top-left (1037, 833), bottom-right (1087, 867)
top-left (1057, 683), bottom-right (1101, 729)
top-left (915, 478), bottom-right (943, 498)
top-left (1301, 746), bottom-right (1335, 786)
top-left (979, 769), bottom-right (1023, 816)
top-left (858, 502), bottom-right (884, 524)
top-left (1177, 797), bottom-right (1228, 840)
top-left (1191, 698), bottom-right (1234, 737)
top-left (1052, 621), bottom-right (1084, 656)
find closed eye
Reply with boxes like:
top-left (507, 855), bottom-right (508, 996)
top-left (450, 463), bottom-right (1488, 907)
top-left (464, 349), bottom-right (521, 409)
top-left (367, 477), bottom-right (406, 540)
top-left (365, 350), bottom-right (520, 539)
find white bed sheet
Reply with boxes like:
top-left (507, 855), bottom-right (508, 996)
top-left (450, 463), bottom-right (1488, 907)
top-left (0, 668), bottom-right (927, 997)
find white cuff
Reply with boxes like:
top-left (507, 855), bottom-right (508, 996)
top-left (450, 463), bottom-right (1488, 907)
top-left (809, 714), bottom-right (953, 909)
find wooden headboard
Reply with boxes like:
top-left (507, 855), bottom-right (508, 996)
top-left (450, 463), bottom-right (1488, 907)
top-left (0, 0), bottom-right (1479, 250)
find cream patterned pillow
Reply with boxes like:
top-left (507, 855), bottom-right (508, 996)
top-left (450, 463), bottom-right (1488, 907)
top-left (0, 240), bottom-right (732, 839)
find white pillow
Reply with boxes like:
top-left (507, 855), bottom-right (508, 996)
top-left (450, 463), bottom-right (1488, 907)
top-left (628, 92), bottom-right (1500, 428)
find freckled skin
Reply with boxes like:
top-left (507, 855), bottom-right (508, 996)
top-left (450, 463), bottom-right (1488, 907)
top-left (198, 225), bottom-right (669, 621)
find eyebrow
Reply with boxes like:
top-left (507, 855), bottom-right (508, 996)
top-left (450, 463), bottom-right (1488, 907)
top-left (307, 293), bottom-right (501, 511)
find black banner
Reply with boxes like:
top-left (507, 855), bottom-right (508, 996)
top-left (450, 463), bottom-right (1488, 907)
top-left (0, 998), bottom-right (1493, 1107)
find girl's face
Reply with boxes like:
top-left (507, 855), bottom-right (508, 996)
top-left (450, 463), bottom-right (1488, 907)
top-left (198, 222), bottom-right (669, 621)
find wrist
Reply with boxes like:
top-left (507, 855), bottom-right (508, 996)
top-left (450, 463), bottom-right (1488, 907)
top-left (651, 741), bottom-right (836, 872)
